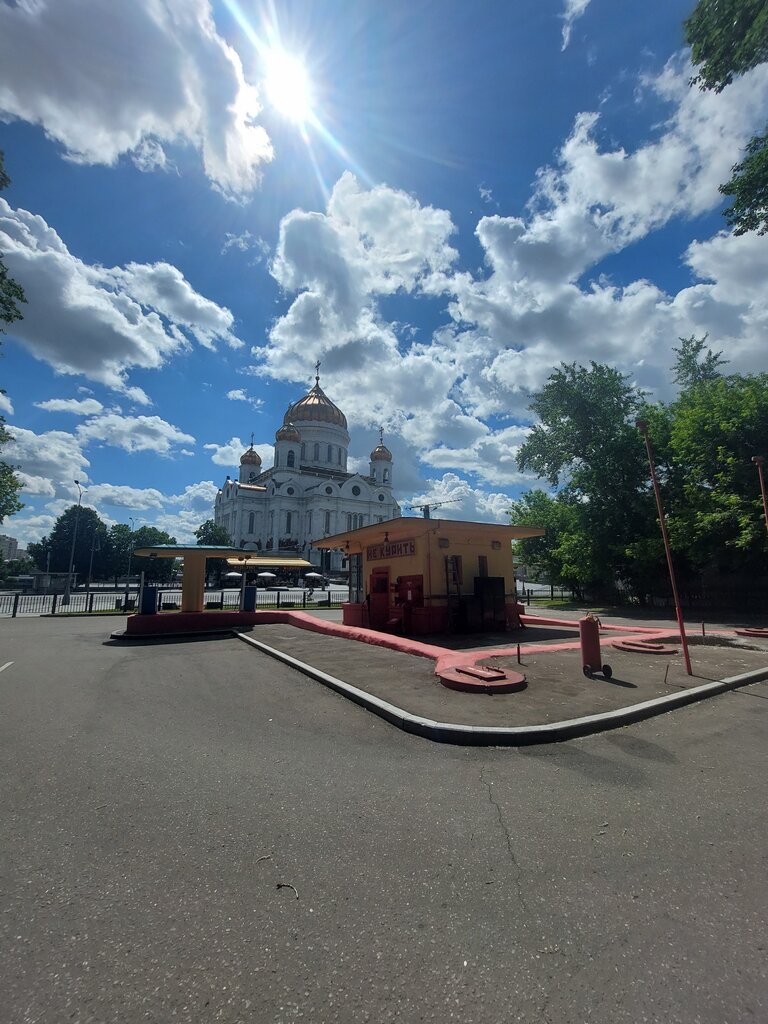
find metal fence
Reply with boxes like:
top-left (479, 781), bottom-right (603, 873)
top-left (0, 587), bottom-right (345, 618)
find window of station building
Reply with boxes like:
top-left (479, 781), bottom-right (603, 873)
top-left (287, 450), bottom-right (295, 467)
top-left (352, 485), bottom-right (361, 496)
top-left (248, 512), bottom-right (255, 533)
top-left (313, 443), bottom-right (320, 460)
top-left (478, 555), bottom-right (488, 578)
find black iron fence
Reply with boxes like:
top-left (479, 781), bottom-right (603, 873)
top-left (0, 588), bottom-right (345, 618)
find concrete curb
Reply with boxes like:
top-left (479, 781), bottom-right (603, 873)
top-left (234, 630), bottom-right (768, 746)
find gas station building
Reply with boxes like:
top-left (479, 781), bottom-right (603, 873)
top-left (312, 518), bottom-right (545, 635)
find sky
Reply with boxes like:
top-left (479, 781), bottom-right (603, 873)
top-left (1, 0), bottom-right (767, 548)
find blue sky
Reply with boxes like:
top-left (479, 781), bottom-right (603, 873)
top-left (1, 0), bottom-right (767, 547)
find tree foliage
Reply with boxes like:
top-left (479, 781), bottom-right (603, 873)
top-left (513, 356), bottom-right (768, 601)
top-left (684, 0), bottom-right (768, 234)
top-left (672, 334), bottom-right (727, 388)
top-left (195, 519), bottom-right (234, 585)
top-left (0, 153), bottom-right (26, 525)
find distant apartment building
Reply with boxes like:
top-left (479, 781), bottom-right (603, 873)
top-left (0, 534), bottom-right (19, 561)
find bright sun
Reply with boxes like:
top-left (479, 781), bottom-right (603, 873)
top-left (263, 48), bottom-right (313, 124)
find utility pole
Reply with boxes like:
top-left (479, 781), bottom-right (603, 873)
top-left (637, 420), bottom-right (692, 675)
top-left (61, 480), bottom-right (83, 607)
top-left (124, 517), bottom-right (135, 611)
top-left (752, 455), bottom-right (768, 533)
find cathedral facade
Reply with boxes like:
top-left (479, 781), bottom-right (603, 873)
top-left (214, 375), bottom-right (400, 574)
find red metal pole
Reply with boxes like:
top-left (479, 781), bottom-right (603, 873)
top-left (752, 456), bottom-right (768, 534)
top-left (637, 420), bottom-right (693, 675)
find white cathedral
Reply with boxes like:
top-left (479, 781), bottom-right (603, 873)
top-left (214, 372), bottom-right (401, 574)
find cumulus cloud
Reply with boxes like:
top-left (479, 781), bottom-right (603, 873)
top-left (204, 436), bottom-right (271, 469)
top-left (0, 392), bottom-right (13, 416)
top-left (0, 199), bottom-right (241, 390)
top-left (3, 426), bottom-right (90, 495)
top-left (76, 413), bottom-right (195, 455)
top-left (226, 388), bottom-right (264, 408)
top-left (36, 398), bottom-right (105, 415)
top-left (170, 480), bottom-right (219, 511)
top-left (83, 484), bottom-right (166, 510)
top-left (0, 0), bottom-right (273, 197)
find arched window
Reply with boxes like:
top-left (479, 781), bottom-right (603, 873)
top-left (383, 468), bottom-right (390, 484)
top-left (314, 443), bottom-right (320, 460)
top-left (248, 512), bottom-right (255, 533)
top-left (285, 511), bottom-right (292, 533)
top-left (327, 444), bottom-right (333, 462)
top-left (287, 450), bottom-right (295, 468)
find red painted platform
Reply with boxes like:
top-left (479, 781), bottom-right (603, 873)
top-left (438, 664), bottom-right (527, 694)
top-left (612, 639), bottom-right (678, 655)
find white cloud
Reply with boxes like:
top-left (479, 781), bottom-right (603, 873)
top-left (76, 413), bottom-right (195, 455)
top-left (0, 199), bottom-right (242, 390)
top-left (36, 398), bottom-right (105, 415)
top-left (403, 473), bottom-right (515, 524)
top-left (221, 231), bottom-right (270, 262)
top-left (4, 426), bottom-right (89, 488)
top-left (83, 484), bottom-right (166, 510)
top-left (204, 436), bottom-right (271, 469)
top-left (16, 472), bottom-right (56, 498)
top-left (561, 0), bottom-right (592, 51)
top-left (170, 480), bottom-right (219, 512)
top-left (0, 392), bottom-right (13, 416)
top-left (0, 0), bottom-right (273, 197)
top-left (226, 388), bottom-right (264, 408)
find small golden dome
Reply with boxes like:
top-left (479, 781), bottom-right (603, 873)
top-left (370, 443), bottom-right (392, 461)
top-left (276, 422), bottom-right (301, 442)
top-left (240, 446), bottom-right (262, 466)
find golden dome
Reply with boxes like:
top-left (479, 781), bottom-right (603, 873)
top-left (284, 382), bottom-right (347, 429)
top-left (370, 443), bottom-right (392, 461)
top-left (276, 422), bottom-right (301, 442)
top-left (240, 446), bottom-right (262, 466)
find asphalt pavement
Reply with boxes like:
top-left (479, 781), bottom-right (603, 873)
top-left (2, 614), bottom-right (767, 1023)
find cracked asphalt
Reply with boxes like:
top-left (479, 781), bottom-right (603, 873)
top-left (2, 616), bottom-right (767, 1023)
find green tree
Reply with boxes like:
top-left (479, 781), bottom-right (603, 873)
top-left (131, 526), bottom-right (178, 583)
top-left (672, 334), bottom-right (727, 388)
top-left (0, 153), bottom-right (27, 525)
top-left (0, 151), bottom-right (26, 331)
top-left (516, 362), bottom-right (654, 596)
top-left (194, 519), bottom-right (232, 545)
top-left (31, 506), bottom-right (110, 584)
top-left (509, 490), bottom-right (583, 594)
top-left (684, 0), bottom-right (768, 233)
top-left (665, 372), bottom-right (768, 572)
top-left (195, 519), bottom-right (234, 585)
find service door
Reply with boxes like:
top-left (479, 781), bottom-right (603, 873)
top-left (368, 567), bottom-right (390, 628)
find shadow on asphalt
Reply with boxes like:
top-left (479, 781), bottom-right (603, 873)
top-left (104, 631), bottom-right (235, 647)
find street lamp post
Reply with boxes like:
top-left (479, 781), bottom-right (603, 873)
top-left (752, 456), bottom-right (768, 533)
top-left (86, 527), bottom-right (100, 597)
top-left (636, 420), bottom-right (692, 675)
top-left (61, 480), bottom-right (83, 607)
top-left (124, 517), bottom-right (135, 612)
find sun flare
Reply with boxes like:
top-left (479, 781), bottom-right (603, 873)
top-left (263, 48), bottom-right (313, 124)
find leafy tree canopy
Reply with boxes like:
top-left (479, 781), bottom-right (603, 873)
top-left (684, 0), bottom-right (768, 234)
top-left (685, 0), bottom-right (768, 91)
top-left (0, 151), bottom-right (26, 331)
top-left (195, 520), bottom-right (232, 546)
top-left (672, 334), bottom-right (727, 389)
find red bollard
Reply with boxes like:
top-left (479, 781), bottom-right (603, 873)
top-left (579, 615), bottom-right (612, 679)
